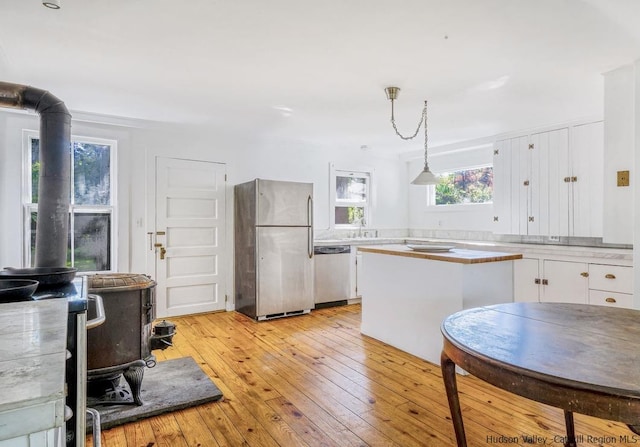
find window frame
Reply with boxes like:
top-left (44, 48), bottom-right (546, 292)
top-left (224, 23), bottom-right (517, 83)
top-left (329, 164), bottom-right (373, 229)
top-left (426, 163), bottom-right (494, 209)
top-left (22, 130), bottom-right (118, 272)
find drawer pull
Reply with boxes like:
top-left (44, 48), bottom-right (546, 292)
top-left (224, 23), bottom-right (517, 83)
top-left (580, 272), bottom-right (589, 277)
top-left (605, 274), bottom-right (616, 279)
top-left (605, 297), bottom-right (617, 303)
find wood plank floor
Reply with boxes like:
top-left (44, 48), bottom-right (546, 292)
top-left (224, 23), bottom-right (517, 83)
top-left (88, 304), bottom-right (632, 447)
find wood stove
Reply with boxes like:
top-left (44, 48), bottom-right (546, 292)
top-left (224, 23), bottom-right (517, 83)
top-left (86, 273), bottom-right (174, 406)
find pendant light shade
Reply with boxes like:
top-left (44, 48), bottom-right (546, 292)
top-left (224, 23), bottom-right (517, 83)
top-left (384, 86), bottom-right (439, 185)
top-left (411, 167), bottom-right (439, 185)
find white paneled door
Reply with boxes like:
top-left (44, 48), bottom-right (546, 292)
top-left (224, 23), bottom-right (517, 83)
top-left (154, 157), bottom-right (226, 317)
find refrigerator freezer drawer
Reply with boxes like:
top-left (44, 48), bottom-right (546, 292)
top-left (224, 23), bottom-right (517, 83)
top-left (256, 227), bottom-right (314, 318)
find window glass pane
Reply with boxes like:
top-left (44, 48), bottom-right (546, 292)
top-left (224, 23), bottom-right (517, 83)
top-left (73, 213), bottom-right (111, 271)
top-left (74, 142), bottom-right (111, 205)
top-left (28, 211), bottom-right (72, 268)
top-left (31, 138), bottom-right (40, 203)
top-left (336, 176), bottom-right (367, 201)
top-left (335, 206), bottom-right (365, 225)
top-left (435, 167), bottom-right (493, 205)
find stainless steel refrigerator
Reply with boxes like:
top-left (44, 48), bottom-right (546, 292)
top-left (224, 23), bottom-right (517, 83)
top-left (234, 179), bottom-right (314, 320)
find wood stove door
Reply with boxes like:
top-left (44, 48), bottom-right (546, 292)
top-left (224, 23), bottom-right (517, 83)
top-left (153, 157), bottom-right (227, 317)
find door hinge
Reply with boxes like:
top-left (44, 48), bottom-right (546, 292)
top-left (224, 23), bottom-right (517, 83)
top-left (225, 294), bottom-right (228, 302)
top-left (225, 174), bottom-right (228, 181)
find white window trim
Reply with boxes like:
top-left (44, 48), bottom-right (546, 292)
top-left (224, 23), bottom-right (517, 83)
top-left (22, 130), bottom-right (118, 272)
top-left (329, 163), bottom-right (375, 229)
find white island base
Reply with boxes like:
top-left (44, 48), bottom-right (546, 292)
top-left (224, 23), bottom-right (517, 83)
top-left (358, 245), bottom-right (521, 365)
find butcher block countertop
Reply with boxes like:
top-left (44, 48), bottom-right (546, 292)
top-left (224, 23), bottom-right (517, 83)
top-left (0, 299), bottom-right (67, 440)
top-left (357, 244), bottom-right (523, 264)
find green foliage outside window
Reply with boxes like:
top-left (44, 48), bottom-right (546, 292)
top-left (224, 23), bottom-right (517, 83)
top-left (435, 167), bottom-right (493, 205)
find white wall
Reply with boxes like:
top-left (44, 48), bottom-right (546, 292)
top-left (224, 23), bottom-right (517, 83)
top-left (603, 64), bottom-right (635, 244)
top-left (0, 110), bottom-right (408, 283)
top-left (407, 143), bottom-right (494, 232)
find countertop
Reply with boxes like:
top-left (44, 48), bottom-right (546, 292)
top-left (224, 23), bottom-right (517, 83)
top-left (357, 244), bottom-right (522, 264)
top-left (314, 237), bottom-right (633, 261)
top-left (0, 299), bottom-right (68, 440)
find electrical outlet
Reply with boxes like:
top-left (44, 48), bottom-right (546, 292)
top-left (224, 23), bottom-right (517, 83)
top-left (548, 236), bottom-right (560, 242)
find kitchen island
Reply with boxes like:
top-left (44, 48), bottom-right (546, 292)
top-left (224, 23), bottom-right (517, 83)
top-left (357, 244), bottom-right (522, 365)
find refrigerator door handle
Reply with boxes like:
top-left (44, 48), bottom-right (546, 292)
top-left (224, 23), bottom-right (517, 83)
top-left (307, 195), bottom-right (313, 259)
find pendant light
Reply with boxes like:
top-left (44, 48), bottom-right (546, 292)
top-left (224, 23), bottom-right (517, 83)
top-left (384, 86), bottom-right (439, 185)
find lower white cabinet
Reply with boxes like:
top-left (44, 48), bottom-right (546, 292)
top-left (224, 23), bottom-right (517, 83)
top-left (514, 257), bottom-right (632, 307)
top-left (514, 258), bottom-right (588, 303)
top-left (588, 263), bottom-right (633, 307)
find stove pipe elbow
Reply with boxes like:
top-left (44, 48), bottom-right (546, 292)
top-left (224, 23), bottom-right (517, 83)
top-left (0, 82), bottom-right (71, 267)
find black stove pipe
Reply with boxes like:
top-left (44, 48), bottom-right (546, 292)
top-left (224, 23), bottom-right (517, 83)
top-left (0, 82), bottom-right (71, 267)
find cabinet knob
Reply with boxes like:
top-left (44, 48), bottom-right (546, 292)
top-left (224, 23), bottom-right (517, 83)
top-left (534, 278), bottom-right (541, 284)
top-left (493, 216), bottom-right (499, 222)
top-left (541, 279), bottom-right (549, 285)
top-left (563, 177), bottom-right (571, 183)
top-left (571, 176), bottom-right (578, 182)
top-left (523, 180), bottom-right (530, 186)
top-left (605, 297), bottom-right (617, 303)
top-left (528, 216), bottom-right (535, 222)
top-left (493, 149), bottom-right (499, 155)
top-left (605, 273), bottom-right (616, 279)
top-left (580, 272), bottom-right (589, 277)
top-left (528, 143), bottom-right (534, 150)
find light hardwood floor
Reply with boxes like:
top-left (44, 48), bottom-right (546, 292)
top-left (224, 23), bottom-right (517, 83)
top-left (88, 304), bottom-right (630, 447)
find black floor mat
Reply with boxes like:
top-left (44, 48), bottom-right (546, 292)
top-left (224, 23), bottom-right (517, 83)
top-left (87, 356), bottom-right (224, 431)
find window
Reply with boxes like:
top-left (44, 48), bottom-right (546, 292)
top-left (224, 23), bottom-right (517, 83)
top-left (24, 132), bottom-right (116, 272)
top-left (434, 166), bottom-right (493, 206)
top-left (332, 169), bottom-right (371, 227)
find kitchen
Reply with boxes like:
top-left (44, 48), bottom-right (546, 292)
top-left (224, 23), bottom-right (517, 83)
top-left (1, 1), bottom-right (640, 446)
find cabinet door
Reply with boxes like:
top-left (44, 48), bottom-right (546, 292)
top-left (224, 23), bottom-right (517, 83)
top-left (514, 258), bottom-right (540, 302)
top-left (511, 135), bottom-right (530, 235)
top-left (570, 121), bottom-right (603, 238)
top-left (492, 139), bottom-right (514, 234)
top-left (535, 127), bottom-right (570, 237)
top-left (541, 260), bottom-right (588, 304)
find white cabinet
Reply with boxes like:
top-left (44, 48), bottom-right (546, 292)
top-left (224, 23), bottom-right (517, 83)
top-left (349, 249), bottom-right (362, 299)
top-left (588, 264), bottom-right (633, 308)
top-left (542, 260), bottom-right (588, 304)
top-left (514, 256), bottom-right (632, 307)
top-left (492, 121), bottom-right (603, 238)
top-left (513, 258), bottom-right (540, 302)
top-left (514, 258), bottom-right (588, 303)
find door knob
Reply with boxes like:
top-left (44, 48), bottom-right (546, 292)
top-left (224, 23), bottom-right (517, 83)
top-left (160, 247), bottom-right (166, 260)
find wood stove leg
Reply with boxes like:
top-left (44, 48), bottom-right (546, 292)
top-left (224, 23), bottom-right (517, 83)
top-left (563, 410), bottom-right (577, 447)
top-left (123, 361), bottom-right (146, 406)
top-left (441, 351), bottom-right (467, 447)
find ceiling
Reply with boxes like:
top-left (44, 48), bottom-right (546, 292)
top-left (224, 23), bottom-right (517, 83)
top-left (1, 0), bottom-right (640, 154)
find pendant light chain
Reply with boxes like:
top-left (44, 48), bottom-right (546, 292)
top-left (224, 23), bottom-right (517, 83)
top-left (390, 98), bottom-right (426, 141)
top-left (422, 100), bottom-right (430, 170)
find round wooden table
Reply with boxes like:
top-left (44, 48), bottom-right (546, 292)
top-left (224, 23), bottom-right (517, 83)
top-left (441, 302), bottom-right (640, 447)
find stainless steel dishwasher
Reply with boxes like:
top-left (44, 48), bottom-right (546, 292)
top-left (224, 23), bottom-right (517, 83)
top-left (313, 245), bottom-right (351, 308)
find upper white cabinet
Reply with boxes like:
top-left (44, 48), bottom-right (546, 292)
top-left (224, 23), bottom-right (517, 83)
top-left (492, 121), bottom-right (603, 238)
